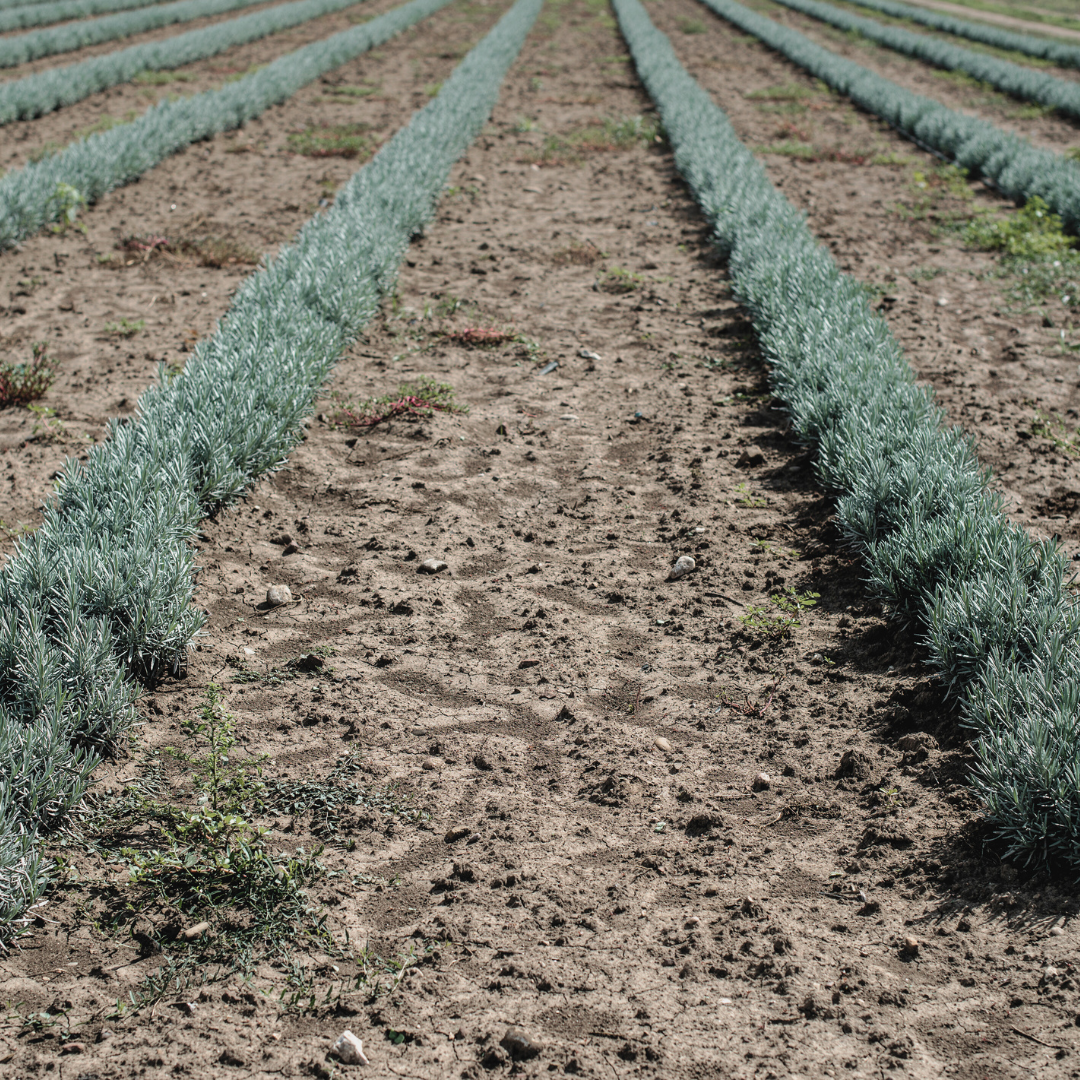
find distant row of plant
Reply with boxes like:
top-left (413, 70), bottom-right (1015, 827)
top-left (772, 0), bottom-right (1080, 122)
top-left (840, 0), bottom-right (1080, 69)
top-left (0, 0), bottom-right (453, 250)
top-left (692, 0), bottom-right (1080, 236)
top-left (0, 0), bottom-right (374, 126)
top-left (0, 0), bottom-right (271, 67)
top-left (618, 0), bottom-right (1080, 870)
top-left (0, 0), bottom-right (175, 33)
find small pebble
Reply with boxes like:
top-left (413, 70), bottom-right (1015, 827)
top-left (59, 1042), bottom-right (86, 1055)
top-left (1049, 926), bottom-right (1065, 937)
top-left (653, 736), bottom-right (672, 754)
top-left (333, 1030), bottom-right (370, 1066)
top-left (752, 772), bottom-right (771, 791)
top-left (500, 1027), bottom-right (539, 1061)
top-left (445, 826), bottom-right (470, 843)
top-left (265, 584), bottom-right (292, 607)
top-left (243, 646), bottom-right (255, 657)
top-left (685, 916), bottom-right (700, 928)
top-left (578, 348), bottom-right (601, 361)
top-left (559, 413), bottom-right (579, 421)
top-left (936, 296), bottom-right (949, 306)
top-left (410, 725), bottom-right (428, 737)
top-left (422, 757), bottom-right (441, 771)
top-left (418, 558), bottom-right (448, 574)
top-left (181, 921), bottom-right (210, 941)
top-left (902, 935), bottom-right (920, 955)
top-left (1045, 966), bottom-right (1060, 979)
top-left (668, 555), bottom-right (696, 581)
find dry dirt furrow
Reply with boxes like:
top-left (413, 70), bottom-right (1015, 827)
top-left (3, 3), bottom-right (1078, 1079)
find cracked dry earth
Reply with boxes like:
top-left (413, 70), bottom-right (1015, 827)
top-left (4, 2), bottom-right (1080, 1079)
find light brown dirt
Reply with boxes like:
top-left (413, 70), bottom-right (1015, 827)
top-left (2, 2), bottom-right (1080, 1078)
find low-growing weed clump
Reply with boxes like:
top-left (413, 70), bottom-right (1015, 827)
top-left (965, 197), bottom-right (1080, 314)
top-left (61, 684), bottom-right (429, 1016)
top-left (103, 317), bottom-right (145, 337)
top-left (287, 122), bottom-right (373, 158)
top-left (517, 113), bottom-right (662, 165)
top-left (0, 342), bottom-right (55, 408)
top-left (331, 376), bottom-right (467, 428)
top-left (964, 196), bottom-right (1074, 258)
top-left (322, 81), bottom-right (380, 98)
top-left (596, 265), bottom-right (643, 292)
top-left (739, 588), bottom-right (820, 639)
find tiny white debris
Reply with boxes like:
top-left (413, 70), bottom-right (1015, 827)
top-left (243, 647), bottom-right (256, 657)
top-left (654, 736), bottom-right (672, 754)
top-left (668, 555), bottom-right (696, 581)
top-left (333, 1030), bottom-right (370, 1065)
top-left (578, 348), bottom-right (601, 361)
top-left (936, 296), bottom-right (949, 306)
top-left (266, 584), bottom-right (292, 607)
top-left (693, 526), bottom-right (705, 534)
top-left (418, 558), bottom-right (448, 574)
top-left (719, 997), bottom-right (733, 1005)
top-left (1045, 966), bottom-right (1060, 979)
top-left (559, 413), bottom-right (579, 421)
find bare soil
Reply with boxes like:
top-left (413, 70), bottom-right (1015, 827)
top-left (2, 2), bottom-right (1080, 1078)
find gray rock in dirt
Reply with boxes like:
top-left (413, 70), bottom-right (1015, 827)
top-left (265, 584), bottom-right (293, 607)
top-left (653, 736), bottom-right (672, 754)
top-left (500, 1028), bottom-right (539, 1061)
top-left (668, 555), bottom-right (696, 581)
top-left (578, 348), bottom-right (601, 360)
top-left (418, 558), bottom-right (448, 575)
top-left (410, 725), bottom-right (428, 737)
top-left (752, 772), bottom-right (771, 791)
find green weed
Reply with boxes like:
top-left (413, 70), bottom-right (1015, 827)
top-left (330, 376), bottom-right (466, 428)
top-left (1031, 409), bottom-right (1080, 457)
top-left (734, 482), bottom-right (767, 508)
top-left (596, 265), bottom-right (644, 293)
top-left (0, 342), bottom-right (55, 409)
top-left (287, 123), bottom-right (373, 159)
top-left (964, 196), bottom-right (1074, 259)
top-left (738, 588), bottom-right (819, 639)
top-left (104, 317), bottom-right (146, 337)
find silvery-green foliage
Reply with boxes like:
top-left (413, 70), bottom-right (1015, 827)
top-left (925, 539), bottom-right (1080, 692)
top-left (0, 0), bottom-right (372, 125)
top-left (0, 0), bottom-right (453, 249)
top-left (613, 0), bottom-right (1080, 870)
top-left (694, 0), bottom-right (1080, 234)
top-left (967, 643), bottom-right (1080, 868)
top-left (774, 0), bottom-right (1080, 121)
top-left (844, 0), bottom-right (1080, 70)
top-left (0, 0), bottom-right (270, 67)
top-left (1, 0), bottom-right (173, 33)
top-left (0, 0), bottom-right (540, 937)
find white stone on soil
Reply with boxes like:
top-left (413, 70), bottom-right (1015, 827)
top-left (265, 584), bottom-right (292, 606)
top-left (333, 1030), bottom-right (370, 1065)
top-left (668, 555), bottom-right (696, 581)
